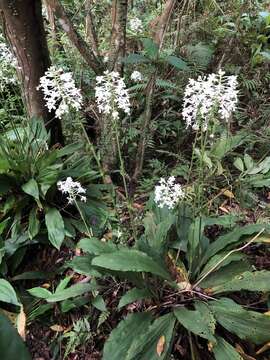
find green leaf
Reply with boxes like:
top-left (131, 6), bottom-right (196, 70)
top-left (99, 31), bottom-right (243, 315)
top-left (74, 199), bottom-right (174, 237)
top-left (127, 313), bottom-right (175, 360)
top-left (200, 261), bottom-right (251, 290)
top-left (209, 270), bottom-right (270, 294)
top-left (0, 175), bottom-right (13, 195)
top-left (243, 154), bottom-right (254, 170)
top-left (233, 157), bottom-right (244, 172)
top-left (0, 279), bottom-right (21, 306)
top-left (142, 38), bottom-right (159, 59)
top-left (199, 252), bottom-right (245, 279)
top-left (143, 211), bottom-right (175, 256)
top-left (68, 255), bottom-right (102, 277)
top-left (28, 287), bottom-right (52, 299)
top-left (209, 298), bottom-right (270, 345)
top-left (46, 283), bottom-right (96, 303)
top-left (56, 276), bottom-right (72, 292)
top-left (22, 178), bottom-right (39, 201)
top-left (174, 302), bottom-right (216, 342)
top-left (211, 132), bottom-right (248, 160)
top-left (202, 224), bottom-right (268, 263)
top-left (28, 207), bottom-right (40, 239)
top-left (92, 295), bottom-right (107, 311)
top-left (45, 207), bottom-right (65, 249)
top-left (122, 53), bottom-right (149, 64)
top-left (118, 288), bottom-right (152, 309)
top-left (246, 156), bottom-right (270, 175)
top-left (78, 237), bottom-right (117, 255)
top-left (0, 313), bottom-right (31, 360)
top-left (103, 313), bottom-right (153, 360)
top-left (92, 249), bottom-right (172, 280)
top-left (188, 217), bottom-right (205, 276)
top-left (213, 337), bottom-right (243, 360)
top-left (166, 55), bottom-right (188, 70)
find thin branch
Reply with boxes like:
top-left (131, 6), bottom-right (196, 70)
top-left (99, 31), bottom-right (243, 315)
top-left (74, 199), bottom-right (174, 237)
top-left (46, 0), bottom-right (103, 74)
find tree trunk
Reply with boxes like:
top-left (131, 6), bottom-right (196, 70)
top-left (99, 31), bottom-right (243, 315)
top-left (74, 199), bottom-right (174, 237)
top-left (110, 0), bottom-right (128, 74)
top-left (0, 0), bottom-right (63, 145)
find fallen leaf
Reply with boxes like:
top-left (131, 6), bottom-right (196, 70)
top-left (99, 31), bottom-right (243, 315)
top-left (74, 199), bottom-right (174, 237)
top-left (222, 189), bottom-right (235, 199)
top-left (41, 283), bottom-right (51, 289)
top-left (219, 206), bottom-right (230, 214)
top-left (157, 335), bottom-right (165, 356)
top-left (50, 324), bottom-right (65, 332)
top-left (17, 306), bottom-right (26, 341)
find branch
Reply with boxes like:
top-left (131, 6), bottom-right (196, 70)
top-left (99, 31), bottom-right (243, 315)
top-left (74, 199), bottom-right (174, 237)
top-left (85, 0), bottom-right (100, 57)
top-left (46, 0), bottom-right (103, 74)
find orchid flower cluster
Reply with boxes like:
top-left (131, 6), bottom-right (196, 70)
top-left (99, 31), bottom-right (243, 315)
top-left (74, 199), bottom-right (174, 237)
top-left (95, 70), bottom-right (130, 120)
top-left (37, 66), bottom-right (83, 119)
top-left (154, 176), bottom-right (185, 209)
top-left (182, 69), bottom-right (238, 131)
top-left (57, 177), bottom-right (86, 204)
top-left (131, 70), bottom-right (143, 82)
top-left (0, 36), bottom-right (18, 90)
top-left (129, 18), bottom-right (143, 32)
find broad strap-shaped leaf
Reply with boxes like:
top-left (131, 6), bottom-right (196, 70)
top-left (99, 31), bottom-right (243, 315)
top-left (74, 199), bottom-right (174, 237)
top-left (78, 237), bottom-right (117, 255)
top-left (143, 210), bottom-right (175, 256)
top-left (127, 313), bottom-right (175, 360)
top-left (118, 288), bottom-right (152, 309)
top-left (187, 217), bottom-right (207, 277)
top-left (103, 313), bottom-right (153, 360)
top-left (92, 249), bottom-right (172, 280)
top-left (28, 287), bottom-right (52, 299)
top-left (208, 270), bottom-right (270, 294)
top-left (68, 255), bottom-right (102, 277)
top-left (45, 207), bottom-right (65, 249)
top-left (0, 279), bottom-right (21, 306)
top-left (213, 337), bottom-right (243, 360)
top-left (28, 207), bottom-right (40, 240)
top-left (199, 261), bottom-right (251, 290)
top-left (22, 178), bottom-right (39, 201)
top-left (202, 224), bottom-right (268, 264)
top-left (0, 313), bottom-right (31, 360)
top-left (174, 302), bottom-right (216, 342)
top-left (209, 298), bottom-right (270, 345)
top-left (46, 283), bottom-right (97, 303)
top-left (199, 252), bottom-right (245, 279)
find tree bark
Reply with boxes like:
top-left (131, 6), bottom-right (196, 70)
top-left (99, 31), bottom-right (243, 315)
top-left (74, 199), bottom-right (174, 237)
top-left (0, 0), bottom-right (63, 145)
top-left (110, 0), bottom-right (128, 74)
top-left (46, 0), bottom-right (103, 74)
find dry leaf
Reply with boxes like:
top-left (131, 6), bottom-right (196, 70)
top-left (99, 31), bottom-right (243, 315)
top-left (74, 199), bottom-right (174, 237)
top-left (41, 283), bottom-right (51, 289)
top-left (222, 189), bottom-right (235, 199)
top-left (17, 307), bottom-right (26, 341)
top-left (50, 324), bottom-right (65, 332)
top-left (219, 206), bottom-right (230, 214)
top-left (156, 335), bottom-right (165, 356)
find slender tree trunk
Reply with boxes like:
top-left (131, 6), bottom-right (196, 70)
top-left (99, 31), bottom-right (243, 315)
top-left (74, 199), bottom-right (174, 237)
top-left (46, 0), bottom-right (103, 74)
top-left (110, 0), bottom-right (128, 74)
top-left (0, 0), bottom-right (63, 145)
top-left (85, 0), bottom-right (100, 57)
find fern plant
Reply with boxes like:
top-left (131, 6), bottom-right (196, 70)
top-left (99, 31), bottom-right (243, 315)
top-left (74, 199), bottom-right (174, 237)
top-left (71, 200), bottom-right (270, 359)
